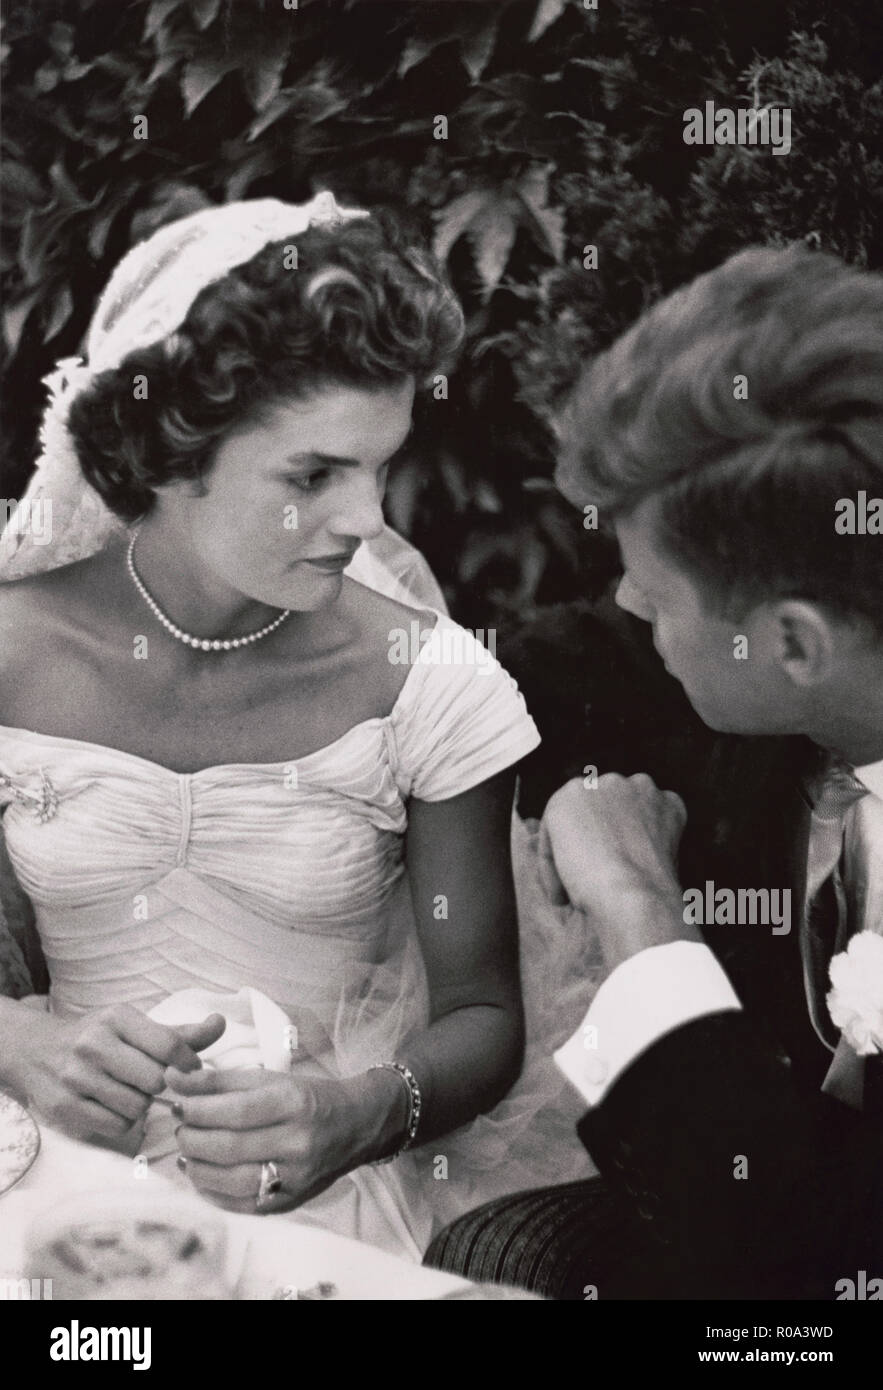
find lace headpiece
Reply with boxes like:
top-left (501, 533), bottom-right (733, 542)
top-left (0, 192), bottom-right (368, 578)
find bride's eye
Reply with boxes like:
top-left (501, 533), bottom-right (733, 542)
top-left (291, 469), bottom-right (330, 494)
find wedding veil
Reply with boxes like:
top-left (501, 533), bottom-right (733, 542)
top-left (0, 191), bottom-right (448, 614)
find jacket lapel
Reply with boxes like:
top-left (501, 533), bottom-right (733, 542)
top-left (705, 780), bottom-right (836, 1090)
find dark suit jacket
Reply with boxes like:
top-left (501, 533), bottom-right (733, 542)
top-left (501, 595), bottom-right (883, 1301)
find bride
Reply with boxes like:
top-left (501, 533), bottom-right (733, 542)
top-left (0, 193), bottom-right (596, 1261)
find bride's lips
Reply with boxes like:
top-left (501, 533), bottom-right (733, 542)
top-left (301, 552), bottom-right (356, 573)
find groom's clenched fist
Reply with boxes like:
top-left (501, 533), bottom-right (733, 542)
top-left (537, 773), bottom-right (702, 970)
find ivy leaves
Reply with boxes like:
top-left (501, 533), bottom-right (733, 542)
top-left (434, 166), bottom-right (565, 300)
top-left (2, 0), bottom-right (880, 617)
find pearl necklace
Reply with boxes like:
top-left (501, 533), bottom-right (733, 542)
top-left (126, 532), bottom-right (291, 652)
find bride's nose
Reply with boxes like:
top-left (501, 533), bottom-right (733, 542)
top-left (326, 475), bottom-right (387, 543)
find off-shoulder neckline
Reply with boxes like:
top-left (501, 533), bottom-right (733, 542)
top-left (0, 613), bottom-right (469, 779)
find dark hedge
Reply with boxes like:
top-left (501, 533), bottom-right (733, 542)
top-left (2, 0), bottom-right (881, 627)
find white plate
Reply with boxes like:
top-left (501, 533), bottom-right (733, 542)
top-left (0, 1121), bottom-right (470, 1298)
top-left (0, 1092), bottom-right (40, 1197)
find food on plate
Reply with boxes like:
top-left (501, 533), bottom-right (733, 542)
top-left (26, 1190), bottom-right (229, 1299)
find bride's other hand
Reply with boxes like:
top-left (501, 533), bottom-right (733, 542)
top-left (11, 1005), bottom-right (226, 1153)
top-left (167, 1064), bottom-right (407, 1214)
top-left (538, 773), bottom-right (699, 970)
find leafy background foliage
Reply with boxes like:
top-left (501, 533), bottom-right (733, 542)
top-left (2, 0), bottom-right (881, 630)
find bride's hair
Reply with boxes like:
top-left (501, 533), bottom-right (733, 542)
top-left (67, 213), bottom-right (464, 522)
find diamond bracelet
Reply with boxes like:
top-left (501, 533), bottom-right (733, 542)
top-left (368, 1061), bottom-right (423, 1164)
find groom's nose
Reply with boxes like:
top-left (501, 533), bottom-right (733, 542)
top-left (615, 573), bottom-right (651, 621)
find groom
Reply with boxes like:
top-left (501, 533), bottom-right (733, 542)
top-left (426, 244), bottom-right (883, 1300)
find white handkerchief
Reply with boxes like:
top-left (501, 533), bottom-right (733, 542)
top-left (141, 987), bottom-right (294, 1165)
top-left (149, 986), bottom-right (293, 1073)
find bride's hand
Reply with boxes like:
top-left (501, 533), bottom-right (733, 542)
top-left (167, 1064), bottom-right (407, 1214)
top-left (14, 1005), bottom-right (226, 1153)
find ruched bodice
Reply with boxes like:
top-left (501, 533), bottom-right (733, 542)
top-left (0, 616), bottom-right (540, 1037)
top-left (1, 615), bottom-right (597, 1257)
top-left (5, 720), bottom-right (407, 922)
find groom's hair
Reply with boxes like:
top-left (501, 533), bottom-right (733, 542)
top-left (556, 245), bottom-right (883, 634)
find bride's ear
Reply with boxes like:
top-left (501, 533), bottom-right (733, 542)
top-left (150, 471), bottom-right (211, 502)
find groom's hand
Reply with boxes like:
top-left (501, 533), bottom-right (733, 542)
top-left (538, 773), bottom-right (701, 970)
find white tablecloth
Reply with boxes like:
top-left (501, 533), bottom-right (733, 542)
top-left (0, 1123), bottom-right (468, 1300)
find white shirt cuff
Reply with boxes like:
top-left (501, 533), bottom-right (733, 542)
top-left (554, 941), bottom-right (742, 1107)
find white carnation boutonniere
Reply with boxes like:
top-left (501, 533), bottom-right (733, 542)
top-left (827, 931), bottom-right (883, 1056)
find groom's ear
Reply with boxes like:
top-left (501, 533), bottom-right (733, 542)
top-left (769, 600), bottom-right (839, 687)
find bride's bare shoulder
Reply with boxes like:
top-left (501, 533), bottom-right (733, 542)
top-left (0, 551), bottom-right (114, 642)
top-left (344, 575), bottom-right (440, 645)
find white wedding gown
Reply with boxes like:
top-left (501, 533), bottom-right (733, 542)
top-left (0, 610), bottom-right (602, 1262)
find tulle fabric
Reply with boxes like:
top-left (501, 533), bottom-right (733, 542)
top-left (0, 623), bottom-right (600, 1259)
top-left (1, 786), bottom-right (601, 1257)
top-left (423, 815), bottom-right (603, 1230)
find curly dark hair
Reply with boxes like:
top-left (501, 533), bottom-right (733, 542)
top-left (68, 212), bottom-right (465, 522)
